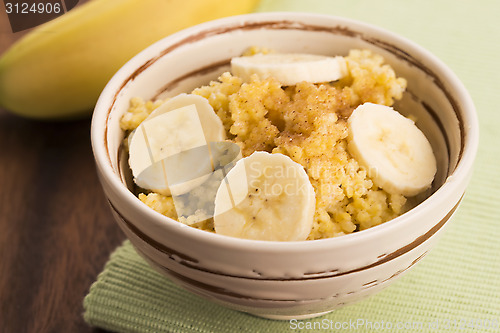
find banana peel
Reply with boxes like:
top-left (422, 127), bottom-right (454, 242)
top-left (0, 0), bottom-right (259, 119)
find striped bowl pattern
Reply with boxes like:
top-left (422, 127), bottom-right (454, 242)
top-left (91, 13), bottom-right (478, 319)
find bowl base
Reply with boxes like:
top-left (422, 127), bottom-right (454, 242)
top-left (253, 310), bottom-right (334, 321)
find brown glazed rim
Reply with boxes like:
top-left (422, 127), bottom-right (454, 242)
top-left (109, 196), bottom-right (462, 281)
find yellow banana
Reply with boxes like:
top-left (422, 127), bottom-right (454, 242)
top-left (0, 0), bottom-right (259, 119)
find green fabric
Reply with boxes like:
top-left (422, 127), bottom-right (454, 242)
top-left (83, 1), bottom-right (500, 332)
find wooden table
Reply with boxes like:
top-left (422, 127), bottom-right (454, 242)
top-left (0, 5), bottom-right (125, 332)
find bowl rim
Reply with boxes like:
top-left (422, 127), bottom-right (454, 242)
top-left (91, 12), bottom-right (479, 252)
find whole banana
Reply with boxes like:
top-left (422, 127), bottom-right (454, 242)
top-left (0, 0), bottom-right (259, 119)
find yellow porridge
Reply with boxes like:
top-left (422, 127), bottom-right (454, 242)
top-left (120, 49), bottom-right (436, 241)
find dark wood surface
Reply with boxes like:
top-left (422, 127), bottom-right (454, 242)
top-left (0, 4), bottom-right (125, 333)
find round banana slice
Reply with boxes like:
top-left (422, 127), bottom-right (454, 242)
top-left (213, 151), bottom-right (316, 241)
top-left (128, 94), bottom-right (225, 195)
top-left (347, 103), bottom-right (437, 197)
top-left (230, 53), bottom-right (347, 86)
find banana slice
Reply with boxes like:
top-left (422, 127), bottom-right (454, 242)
top-left (347, 103), bottom-right (437, 197)
top-left (230, 53), bottom-right (347, 86)
top-left (128, 94), bottom-right (225, 195)
top-left (213, 151), bottom-right (316, 241)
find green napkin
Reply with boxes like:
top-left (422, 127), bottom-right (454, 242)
top-left (84, 0), bottom-right (500, 332)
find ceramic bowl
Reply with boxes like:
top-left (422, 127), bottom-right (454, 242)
top-left (91, 12), bottom-right (478, 319)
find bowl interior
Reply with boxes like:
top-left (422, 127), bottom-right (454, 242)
top-left (104, 17), bottom-right (464, 211)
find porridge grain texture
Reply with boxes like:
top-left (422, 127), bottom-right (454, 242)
top-left (122, 49), bottom-right (409, 239)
